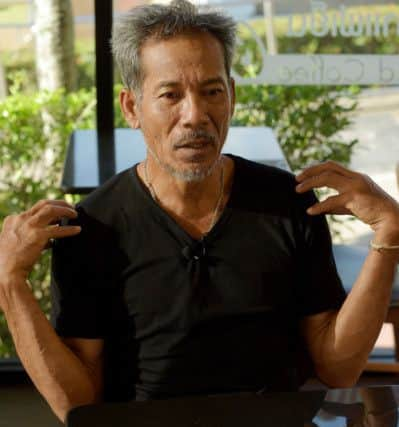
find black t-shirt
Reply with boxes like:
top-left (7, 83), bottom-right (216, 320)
top-left (50, 154), bottom-right (346, 401)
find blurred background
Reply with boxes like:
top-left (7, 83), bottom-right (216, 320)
top-left (0, 0), bottom-right (398, 424)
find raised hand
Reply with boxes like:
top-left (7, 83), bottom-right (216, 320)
top-left (0, 200), bottom-right (81, 283)
top-left (295, 161), bottom-right (399, 234)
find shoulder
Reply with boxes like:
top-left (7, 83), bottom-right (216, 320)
top-left (232, 154), bottom-right (296, 189)
top-left (58, 167), bottom-right (135, 240)
top-left (231, 155), bottom-right (315, 209)
top-left (79, 167), bottom-right (134, 218)
top-left (52, 170), bottom-right (136, 281)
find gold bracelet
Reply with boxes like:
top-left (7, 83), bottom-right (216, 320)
top-left (370, 240), bottom-right (399, 252)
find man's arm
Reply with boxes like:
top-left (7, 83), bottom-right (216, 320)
top-left (0, 200), bottom-right (104, 422)
top-left (296, 161), bottom-right (399, 387)
top-left (301, 239), bottom-right (398, 387)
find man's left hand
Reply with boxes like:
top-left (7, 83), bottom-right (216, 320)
top-left (295, 160), bottom-right (399, 233)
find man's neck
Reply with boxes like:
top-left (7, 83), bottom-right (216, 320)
top-left (137, 155), bottom-right (234, 223)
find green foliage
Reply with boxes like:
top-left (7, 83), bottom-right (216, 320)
top-left (0, 76), bottom-right (95, 357)
top-left (233, 84), bottom-right (359, 172)
top-left (278, 31), bottom-right (399, 56)
top-left (1, 43), bottom-right (122, 94)
top-left (2, 50), bottom-right (38, 94)
top-left (0, 72), bottom-right (95, 212)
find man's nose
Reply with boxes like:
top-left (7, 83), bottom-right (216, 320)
top-left (180, 94), bottom-right (209, 128)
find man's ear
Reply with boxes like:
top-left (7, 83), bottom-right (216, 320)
top-left (229, 77), bottom-right (236, 118)
top-left (119, 88), bottom-right (141, 129)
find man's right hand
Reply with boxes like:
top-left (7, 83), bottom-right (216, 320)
top-left (0, 200), bottom-right (102, 421)
top-left (0, 199), bottom-right (81, 288)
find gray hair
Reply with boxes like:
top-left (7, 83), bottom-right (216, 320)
top-left (111, 0), bottom-right (237, 93)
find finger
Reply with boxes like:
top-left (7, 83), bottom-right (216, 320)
top-left (29, 199), bottom-right (76, 216)
top-left (307, 194), bottom-right (351, 215)
top-left (296, 171), bottom-right (349, 194)
top-left (296, 161), bottom-right (355, 183)
top-left (1, 214), bottom-right (17, 228)
top-left (31, 205), bottom-right (78, 227)
top-left (42, 225), bottom-right (82, 250)
top-left (45, 224), bottom-right (82, 239)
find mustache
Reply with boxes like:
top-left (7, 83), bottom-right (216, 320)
top-left (174, 130), bottom-right (217, 148)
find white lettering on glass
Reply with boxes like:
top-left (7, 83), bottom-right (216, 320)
top-left (286, 1), bottom-right (399, 39)
top-left (232, 55), bottom-right (399, 86)
top-left (310, 1), bottom-right (330, 37)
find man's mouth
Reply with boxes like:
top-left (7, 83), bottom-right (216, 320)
top-left (176, 140), bottom-right (214, 150)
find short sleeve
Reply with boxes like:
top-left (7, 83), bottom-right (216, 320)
top-left (294, 190), bottom-right (347, 317)
top-left (50, 205), bottom-right (121, 338)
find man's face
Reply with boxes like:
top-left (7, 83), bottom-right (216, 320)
top-left (127, 31), bottom-right (235, 181)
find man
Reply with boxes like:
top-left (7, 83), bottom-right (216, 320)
top-left (1, 0), bottom-right (399, 422)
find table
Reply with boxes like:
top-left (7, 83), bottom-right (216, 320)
top-left (66, 385), bottom-right (399, 427)
top-left (61, 127), bottom-right (289, 193)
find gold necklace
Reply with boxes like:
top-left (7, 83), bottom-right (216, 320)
top-left (143, 160), bottom-right (225, 235)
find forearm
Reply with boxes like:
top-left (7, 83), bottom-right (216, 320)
top-left (318, 237), bottom-right (399, 385)
top-left (1, 277), bottom-right (100, 422)
top-left (334, 252), bottom-right (396, 357)
top-left (295, 160), bottom-right (399, 386)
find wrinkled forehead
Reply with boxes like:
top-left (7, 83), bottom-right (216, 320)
top-left (139, 31), bottom-right (228, 87)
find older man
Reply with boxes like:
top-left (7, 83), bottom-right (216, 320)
top-left (1, 0), bottom-right (399, 422)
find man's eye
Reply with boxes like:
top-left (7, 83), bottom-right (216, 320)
top-left (206, 88), bottom-right (223, 96)
top-left (161, 92), bottom-right (179, 100)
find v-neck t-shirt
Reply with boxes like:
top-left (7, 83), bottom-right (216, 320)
top-left (50, 154), bottom-right (346, 402)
